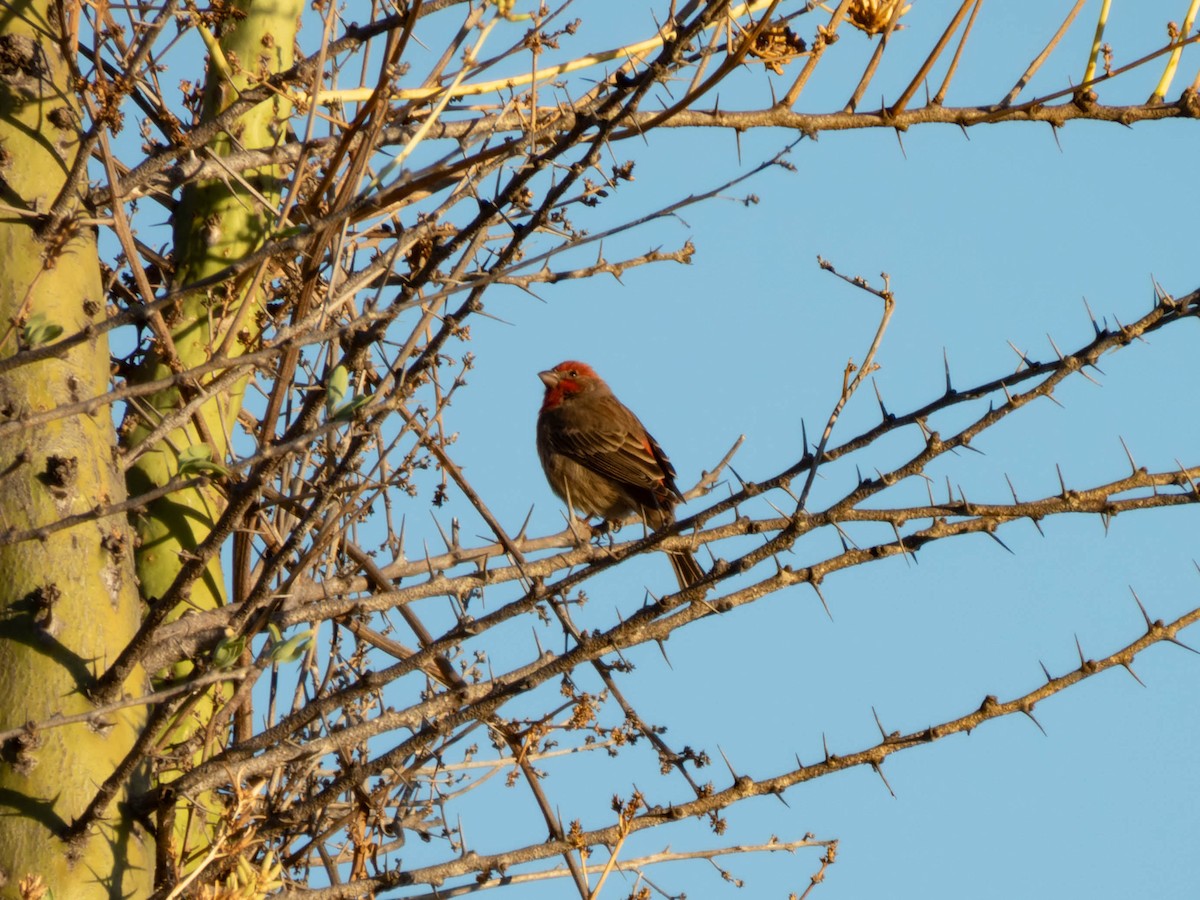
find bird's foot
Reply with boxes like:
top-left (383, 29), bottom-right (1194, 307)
top-left (592, 519), bottom-right (620, 547)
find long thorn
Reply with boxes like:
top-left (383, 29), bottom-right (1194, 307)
top-left (871, 762), bottom-right (896, 798)
top-left (1022, 707), bottom-right (1047, 736)
top-left (1129, 587), bottom-right (1154, 630)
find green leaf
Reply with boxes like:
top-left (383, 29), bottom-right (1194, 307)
top-left (268, 629), bottom-right (314, 664)
top-left (331, 394), bottom-right (371, 421)
top-left (324, 365), bottom-right (371, 421)
top-left (326, 365), bottom-right (350, 415)
top-left (23, 314), bottom-right (64, 348)
top-left (212, 634), bottom-right (246, 670)
top-left (178, 443), bottom-right (230, 477)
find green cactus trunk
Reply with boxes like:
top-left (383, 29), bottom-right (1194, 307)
top-left (0, 2), bottom-right (153, 895)
top-left (119, 0), bottom-right (303, 876)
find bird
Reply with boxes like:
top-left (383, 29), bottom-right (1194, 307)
top-left (535, 360), bottom-right (704, 589)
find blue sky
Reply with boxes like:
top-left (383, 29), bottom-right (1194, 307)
top-left (415, 3), bottom-right (1200, 898)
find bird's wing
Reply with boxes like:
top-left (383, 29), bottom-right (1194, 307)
top-left (550, 394), bottom-right (682, 501)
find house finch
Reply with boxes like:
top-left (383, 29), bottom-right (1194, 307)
top-left (536, 360), bottom-right (704, 589)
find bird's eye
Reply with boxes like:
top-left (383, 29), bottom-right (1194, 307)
top-left (567, 369), bottom-right (577, 377)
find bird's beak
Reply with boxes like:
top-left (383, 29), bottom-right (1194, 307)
top-left (538, 369), bottom-right (559, 388)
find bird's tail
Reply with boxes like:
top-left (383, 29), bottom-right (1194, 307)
top-left (642, 506), bottom-right (705, 590)
top-left (668, 548), bottom-right (705, 590)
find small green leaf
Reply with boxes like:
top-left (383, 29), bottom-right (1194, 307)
top-left (212, 634), bottom-right (246, 670)
top-left (273, 224), bottom-right (308, 240)
top-left (268, 629), bottom-right (314, 664)
top-left (332, 394), bottom-right (371, 421)
top-left (325, 366), bottom-right (371, 421)
top-left (326, 365), bottom-right (350, 415)
top-left (178, 444), bottom-right (230, 477)
top-left (23, 314), bottom-right (64, 347)
top-left (178, 444), bottom-right (212, 466)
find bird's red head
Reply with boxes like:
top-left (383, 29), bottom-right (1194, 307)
top-left (538, 360), bottom-right (601, 411)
